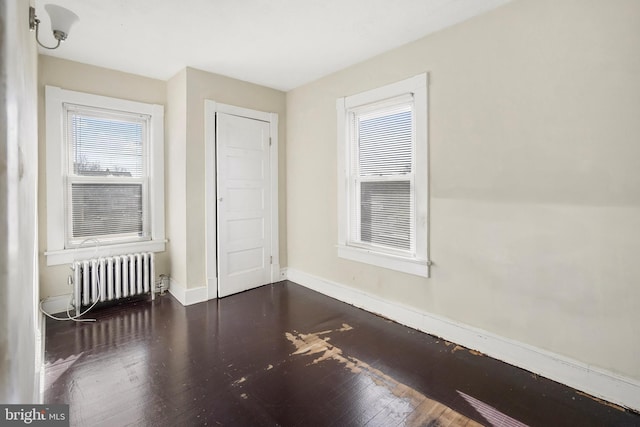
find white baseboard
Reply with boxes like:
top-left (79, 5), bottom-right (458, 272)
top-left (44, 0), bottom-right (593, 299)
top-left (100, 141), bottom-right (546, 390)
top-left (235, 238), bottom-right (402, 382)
top-left (206, 278), bottom-right (217, 300)
top-left (168, 278), bottom-right (208, 306)
top-left (43, 280), bottom-right (210, 310)
top-left (279, 268), bottom-right (288, 281)
top-left (40, 294), bottom-right (73, 315)
top-left (286, 268), bottom-right (640, 412)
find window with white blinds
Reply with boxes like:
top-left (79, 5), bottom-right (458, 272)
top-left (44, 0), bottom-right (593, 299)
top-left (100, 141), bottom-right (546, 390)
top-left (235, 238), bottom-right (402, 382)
top-left (352, 101), bottom-right (414, 253)
top-left (65, 106), bottom-right (149, 245)
top-left (337, 74), bottom-right (429, 277)
top-left (45, 86), bottom-right (165, 265)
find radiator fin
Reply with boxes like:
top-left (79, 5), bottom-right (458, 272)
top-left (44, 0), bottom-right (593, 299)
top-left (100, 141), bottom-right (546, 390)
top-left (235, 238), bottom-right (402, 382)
top-left (72, 252), bottom-right (155, 316)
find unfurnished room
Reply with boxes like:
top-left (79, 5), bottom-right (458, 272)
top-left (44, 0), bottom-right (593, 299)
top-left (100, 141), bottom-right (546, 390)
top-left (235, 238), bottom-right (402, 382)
top-left (1, 0), bottom-right (639, 426)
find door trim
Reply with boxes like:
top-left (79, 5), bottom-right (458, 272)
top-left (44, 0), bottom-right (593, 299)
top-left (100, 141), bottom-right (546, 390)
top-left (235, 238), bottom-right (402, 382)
top-left (204, 100), bottom-right (279, 300)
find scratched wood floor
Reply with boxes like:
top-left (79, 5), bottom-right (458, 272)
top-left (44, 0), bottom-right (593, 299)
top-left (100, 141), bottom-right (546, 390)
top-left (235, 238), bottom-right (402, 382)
top-left (43, 281), bottom-right (639, 426)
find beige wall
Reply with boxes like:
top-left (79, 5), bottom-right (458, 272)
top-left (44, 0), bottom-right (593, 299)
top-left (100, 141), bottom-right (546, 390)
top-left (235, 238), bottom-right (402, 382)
top-left (38, 56), bottom-right (168, 298)
top-left (286, 0), bottom-right (640, 381)
top-left (1, 0), bottom-right (39, 402)
top-left (165, 69), bottom-right (188, 288)
top-left (38, 59), bottom-right (287, 297)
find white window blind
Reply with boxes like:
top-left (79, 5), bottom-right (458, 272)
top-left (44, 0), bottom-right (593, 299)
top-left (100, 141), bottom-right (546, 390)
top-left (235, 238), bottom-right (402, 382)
top-left (349, 100), bottom-right (415, 254)
top-left (65, 105), bottom-right (150, 246)
top-left (337, 74), bottom-right (428, 277)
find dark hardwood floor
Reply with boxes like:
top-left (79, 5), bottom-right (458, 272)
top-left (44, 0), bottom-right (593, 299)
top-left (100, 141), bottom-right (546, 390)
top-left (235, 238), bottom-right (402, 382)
top-left (43, 281), bottom-right (640, 426)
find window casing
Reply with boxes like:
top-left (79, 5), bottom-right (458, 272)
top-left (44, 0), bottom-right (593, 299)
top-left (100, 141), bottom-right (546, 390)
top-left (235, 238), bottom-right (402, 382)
top-left (337, 74), bottom-right (429, 277)
top-left (45, 86), bottom-right (165, 265)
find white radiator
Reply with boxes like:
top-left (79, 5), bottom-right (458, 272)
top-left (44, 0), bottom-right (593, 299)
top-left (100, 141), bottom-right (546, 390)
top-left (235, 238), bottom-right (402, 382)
top-left (72, 252), bottom-right (155, 316)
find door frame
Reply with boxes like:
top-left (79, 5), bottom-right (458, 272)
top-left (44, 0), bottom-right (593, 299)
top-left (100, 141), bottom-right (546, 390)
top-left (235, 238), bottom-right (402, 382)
top-left (204, 100), bottom-right (279, 300)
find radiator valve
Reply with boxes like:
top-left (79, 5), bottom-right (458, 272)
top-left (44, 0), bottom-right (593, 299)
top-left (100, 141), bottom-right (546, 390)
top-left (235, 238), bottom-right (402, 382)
top-left (156, 274), bottom-right (169, 295)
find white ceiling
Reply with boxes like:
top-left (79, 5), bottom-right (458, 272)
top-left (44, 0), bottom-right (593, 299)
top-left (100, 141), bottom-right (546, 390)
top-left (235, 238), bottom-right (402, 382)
top-left (35, 0), bottom-right (511, 91)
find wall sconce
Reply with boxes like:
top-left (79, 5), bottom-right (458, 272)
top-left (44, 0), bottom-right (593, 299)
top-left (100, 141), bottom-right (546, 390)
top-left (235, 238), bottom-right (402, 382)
top-left (29, 4), bottom-right (79, 50)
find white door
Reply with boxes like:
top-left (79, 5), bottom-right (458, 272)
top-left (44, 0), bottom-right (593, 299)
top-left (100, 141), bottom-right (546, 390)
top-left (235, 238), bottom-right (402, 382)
top-left (216, 112), bottom-right (272, 297)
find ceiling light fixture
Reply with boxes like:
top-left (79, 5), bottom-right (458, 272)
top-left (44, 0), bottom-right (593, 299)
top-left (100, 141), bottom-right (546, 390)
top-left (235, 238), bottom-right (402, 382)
top-left (29, 4), bottom-right (79, 50)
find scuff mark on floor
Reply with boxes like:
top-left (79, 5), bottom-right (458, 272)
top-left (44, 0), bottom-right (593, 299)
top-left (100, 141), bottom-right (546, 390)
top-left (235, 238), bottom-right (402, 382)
top-left (286, 325), bottom-right (483, 426)
top-left (266, 364), bottom-right (273, 370)
top-left (337, 323), bottom-right (353, 332)
top-left (451, 345), bottom-right (465, 353)
top-left (240, 393), bottom-right (248, 400)
top-left (232, 376), bottom-right (247, 386)
top-left (450, 344), bottom-right (483, 357)
top-left (576, 391), bottom-right (625, 412)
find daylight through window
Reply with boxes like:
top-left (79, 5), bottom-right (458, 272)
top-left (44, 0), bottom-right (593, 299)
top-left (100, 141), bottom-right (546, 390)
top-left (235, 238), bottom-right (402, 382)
top-left (45, 86), bottom-right (165, 265)
top-left (354, 101), bottom-right (414, 253)
top-left (65, 106), bottom-right (150, 245)
top-left (337, 74), bottom-right (429, 277)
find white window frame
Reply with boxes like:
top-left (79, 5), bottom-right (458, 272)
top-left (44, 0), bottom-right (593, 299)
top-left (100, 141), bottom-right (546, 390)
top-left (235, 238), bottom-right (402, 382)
top-left (45, 86), bottom-right (165, 265)
top-left (337, 74), bottom-right (430, 278)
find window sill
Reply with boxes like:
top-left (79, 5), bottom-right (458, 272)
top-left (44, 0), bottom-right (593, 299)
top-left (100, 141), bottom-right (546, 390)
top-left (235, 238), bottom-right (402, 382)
top-left (45, 240), bottom-right (167, 266)
top-left (337, 244), bottom-right (430, 278)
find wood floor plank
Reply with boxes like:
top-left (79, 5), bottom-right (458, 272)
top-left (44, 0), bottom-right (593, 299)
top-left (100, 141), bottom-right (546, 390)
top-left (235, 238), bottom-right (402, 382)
top-left (43, 281), bottom-right (639, 427)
